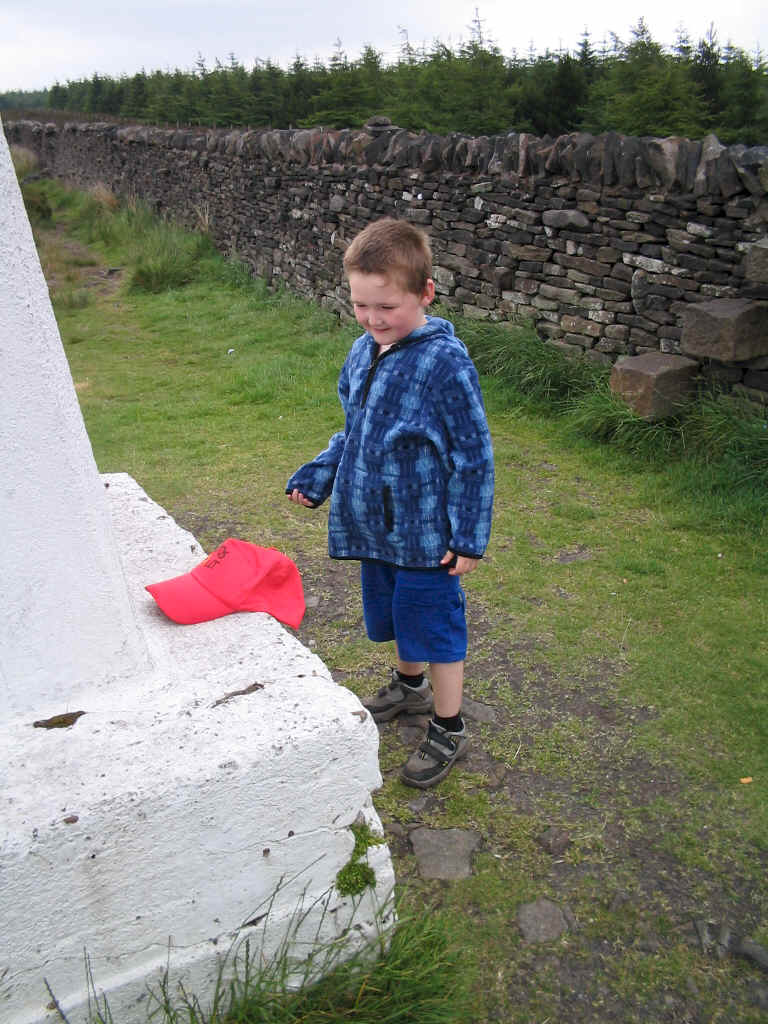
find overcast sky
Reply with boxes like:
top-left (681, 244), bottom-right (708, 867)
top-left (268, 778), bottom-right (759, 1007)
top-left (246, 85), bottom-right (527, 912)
top-left (3, 1), bottom-right (768, 92)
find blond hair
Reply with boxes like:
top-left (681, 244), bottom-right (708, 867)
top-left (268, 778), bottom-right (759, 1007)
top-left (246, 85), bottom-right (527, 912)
top-left (343, 218), bottom-right (432, 296)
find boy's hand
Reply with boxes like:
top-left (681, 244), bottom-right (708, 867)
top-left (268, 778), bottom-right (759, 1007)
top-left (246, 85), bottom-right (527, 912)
top-left (288, 488), bottom-right (316, 508)
top-left (441, 550), bottom-right (479, 576)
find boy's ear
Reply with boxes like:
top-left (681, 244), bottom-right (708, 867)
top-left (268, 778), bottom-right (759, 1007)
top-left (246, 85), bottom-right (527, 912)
top-left (423, 279), bottom-right (436, 305)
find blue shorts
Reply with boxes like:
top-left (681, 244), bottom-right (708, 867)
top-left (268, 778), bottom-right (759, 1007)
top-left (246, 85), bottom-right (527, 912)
top-left (360, 561), bottom-right (467, 663)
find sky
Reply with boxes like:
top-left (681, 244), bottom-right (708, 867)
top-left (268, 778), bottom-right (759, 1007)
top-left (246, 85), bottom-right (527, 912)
top-left (2, 0), bottom-right (768, 92)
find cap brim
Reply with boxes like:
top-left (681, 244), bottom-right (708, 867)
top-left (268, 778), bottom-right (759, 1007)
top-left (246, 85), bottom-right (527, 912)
top-left (145, 572), bottom-right (233, 624)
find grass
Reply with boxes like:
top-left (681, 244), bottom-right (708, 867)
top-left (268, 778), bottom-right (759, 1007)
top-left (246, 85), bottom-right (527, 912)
top-left (10, 142), bottom-right (39, 179)
top-left (32, 181), bottom-right (768, 1023)
top-left (75, 896), bottom-right (470, 1024)
top-left (461, 316), bottom-right (768, 534)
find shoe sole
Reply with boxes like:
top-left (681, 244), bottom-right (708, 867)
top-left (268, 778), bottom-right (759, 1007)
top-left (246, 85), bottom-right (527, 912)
top-left (364, 697), bottom-right (434, 724)
top-left (400, 740), bottom-right (470, 789)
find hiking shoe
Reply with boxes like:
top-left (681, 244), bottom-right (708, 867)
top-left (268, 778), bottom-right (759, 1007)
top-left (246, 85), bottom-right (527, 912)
top-left (400, 720), bottom-right (469, 789)
top-left (362, 670), bottom-right (433, 723)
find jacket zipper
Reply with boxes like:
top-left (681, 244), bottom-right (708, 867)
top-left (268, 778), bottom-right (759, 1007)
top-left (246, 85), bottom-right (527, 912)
top-left (360, 332), bottom-right (430, 406)
top-left (361, 345), bottom-right (395, 407)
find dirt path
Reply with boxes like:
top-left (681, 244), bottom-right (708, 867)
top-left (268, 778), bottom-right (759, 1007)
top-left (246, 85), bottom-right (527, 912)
top-left (292, 552), bottom-right (768, 1023)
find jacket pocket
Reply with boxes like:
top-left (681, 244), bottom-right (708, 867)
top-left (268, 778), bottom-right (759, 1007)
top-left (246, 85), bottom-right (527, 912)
top-left (383, 485), bottom-right (394, 532)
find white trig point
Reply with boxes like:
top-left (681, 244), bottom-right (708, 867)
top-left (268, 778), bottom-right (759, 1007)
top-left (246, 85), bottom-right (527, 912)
top-left (0, 120), bottom-right (393, 1024)
top-left (0, 134), bottom-right (150, 715)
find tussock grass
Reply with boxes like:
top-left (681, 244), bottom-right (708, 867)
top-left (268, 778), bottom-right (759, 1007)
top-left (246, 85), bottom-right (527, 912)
top-left (52, 286), bottom-right (92, 310)
top-left (42, 180), bottom-right (230, 294)
top-left (459, 316), bottom-right (609, 409)
top-left (457, 315), bottom-right (768, 533)
top-left (76, 899), bottom-right (469, 1024)
top-left (10, 143), bottom-right (39, 179)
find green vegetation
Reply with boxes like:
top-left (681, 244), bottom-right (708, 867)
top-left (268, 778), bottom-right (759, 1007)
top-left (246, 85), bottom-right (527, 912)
top-left (34, 185), bottom-right (768, 1022)
top-left (9, 143), bottom-right (38, 179)
top-left (336, 822), bottom-right (386, 896)
top-left (3, 18), bottom-right (768, 142)
top-left (78, 900), bottom-right (471, 1024)
top-left (462, 319), bottom-right (768, 534)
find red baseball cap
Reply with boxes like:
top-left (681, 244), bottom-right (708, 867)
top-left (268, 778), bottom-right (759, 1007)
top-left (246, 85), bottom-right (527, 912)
top-left (145, 539), bottom-right (305, 629)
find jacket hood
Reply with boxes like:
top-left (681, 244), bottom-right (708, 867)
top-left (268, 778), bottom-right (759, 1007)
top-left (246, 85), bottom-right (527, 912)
top-left (359, 315), bottom-right (466, 353)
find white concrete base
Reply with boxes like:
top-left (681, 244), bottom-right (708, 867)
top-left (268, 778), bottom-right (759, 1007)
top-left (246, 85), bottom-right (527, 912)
top-left (1, 474), bottom-right (394, 1023)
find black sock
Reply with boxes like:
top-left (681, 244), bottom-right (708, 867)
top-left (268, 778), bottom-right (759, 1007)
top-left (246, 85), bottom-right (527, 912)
top-left (433, 712), bottom-right (464, 733)
top-left (396, 670), bottom-right (425, 689)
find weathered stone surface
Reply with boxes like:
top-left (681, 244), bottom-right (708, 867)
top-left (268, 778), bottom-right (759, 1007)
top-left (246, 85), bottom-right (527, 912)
top-left (517, 899), bottom-right (571, 942)
top-left (732, 146), bottom-right (768, 195)
top-left (681, 298), bottom-right (768, 362)
top-left (745, 239), bottom-right (768, 284)
top-left (631, 269), bottom-right (655, 314)
top-left (643, 137), bottom-right (693, 191)
top-left (543, 209), bottom-right (590, 230)
top-left (461, 695), bottom-right (499, 724)
top-left (561, 315), bottom-right (601, 337)
top-left (610, 352), bottom-right (699, 420)
top-left (537, 826), bottom-right (572, 855)
top-left (409, 827), bottom-right (481, 880)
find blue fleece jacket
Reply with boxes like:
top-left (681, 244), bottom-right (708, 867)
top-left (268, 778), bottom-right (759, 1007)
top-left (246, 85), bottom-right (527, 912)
top-left (286, 316), bottom-right (494, 568)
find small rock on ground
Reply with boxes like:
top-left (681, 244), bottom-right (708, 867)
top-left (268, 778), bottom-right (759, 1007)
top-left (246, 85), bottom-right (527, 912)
top-left (462, 695), bottom-right (498, 724)
top-left (410, 827), bottom-right (481, 880)
top-left (537, 826), bottom-right (572, 856)
top-left (517, 898), bottom-right (571, 942)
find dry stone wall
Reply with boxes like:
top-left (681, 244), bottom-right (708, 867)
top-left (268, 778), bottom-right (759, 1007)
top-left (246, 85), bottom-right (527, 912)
top-left (7, 118), bottom-right (768, 404)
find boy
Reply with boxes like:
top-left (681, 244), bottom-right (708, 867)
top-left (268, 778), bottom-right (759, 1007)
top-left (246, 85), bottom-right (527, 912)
top-left (287, 218), bottom-right (493, 788)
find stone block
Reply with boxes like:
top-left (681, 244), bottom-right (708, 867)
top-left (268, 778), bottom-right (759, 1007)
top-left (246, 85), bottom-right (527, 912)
top-left (584, 348), bottom-right (614, 366)
top-left (542, 209), bottom-right (590, 230)
top-left (433, 265), bottom-right (456, 288)
top-left (539, 283), bottom-right (580, 303)
top-left (563, 332), bottom-right (594, 349)
top-left (745, 239), bottom-right (768, 284)
top-left (560, 314), bottom-right (601, 337)
top-left (681, 298), bottom-right (768, 362)
top-left (545, 338), bottom-right (582, 357)
top-left (610, 352), bottom-right (699, 420)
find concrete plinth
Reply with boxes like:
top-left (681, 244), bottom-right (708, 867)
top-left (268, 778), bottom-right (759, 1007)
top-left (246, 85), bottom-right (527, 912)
top-left (2, 474), bottom-right (394, 1023)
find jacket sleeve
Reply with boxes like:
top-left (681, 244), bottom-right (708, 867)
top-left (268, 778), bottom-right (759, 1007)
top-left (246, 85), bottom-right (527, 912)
top-left (285, 431), bottom-right (346, 507)
top-left (285, 357), bottom-right (350, 507)
top-left (435, 361), bottom-right (494, 558)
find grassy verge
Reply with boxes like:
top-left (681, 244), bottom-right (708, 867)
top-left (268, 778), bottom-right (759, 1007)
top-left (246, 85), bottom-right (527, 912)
top-left (29, 178), bottom-right (768, 1022)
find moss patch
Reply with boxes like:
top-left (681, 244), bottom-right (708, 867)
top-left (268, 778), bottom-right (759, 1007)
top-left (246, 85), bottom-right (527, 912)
top-left (336, 821), bottom-right (385, 897)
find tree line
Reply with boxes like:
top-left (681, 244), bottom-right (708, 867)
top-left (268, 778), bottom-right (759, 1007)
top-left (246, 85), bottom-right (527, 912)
top-left (3, 19), bottom-right (767, 144)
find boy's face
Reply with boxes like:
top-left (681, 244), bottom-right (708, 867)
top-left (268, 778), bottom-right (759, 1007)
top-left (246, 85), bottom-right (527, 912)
top-left (348, 272), bottom-right (435, 348)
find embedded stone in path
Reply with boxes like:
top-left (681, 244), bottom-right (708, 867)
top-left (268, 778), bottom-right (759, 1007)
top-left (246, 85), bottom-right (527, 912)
top-left (537, 826), bottom-right (572, 856)
top-left (462, 695), bottom-right (498, 724)
top-left (517, 898), bottom-right (572, 943)
top-left (410, 827), bottom-right (481, 880)
top-left (680, 297), bottom-right (768, 363)
top-left (610, 352), bottom-right (699, 421)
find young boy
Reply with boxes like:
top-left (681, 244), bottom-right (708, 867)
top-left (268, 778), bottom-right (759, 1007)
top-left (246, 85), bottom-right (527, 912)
top-left (287, 218), bottom-right (493, 788)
